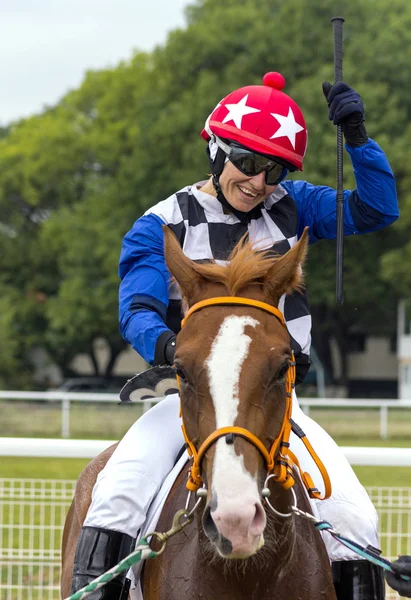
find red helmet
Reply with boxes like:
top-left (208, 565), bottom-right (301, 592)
top-left (201, 72), bottom-right (307, 171)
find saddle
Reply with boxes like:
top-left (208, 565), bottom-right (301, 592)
top-left (119, 366), bottom-right (178, 403)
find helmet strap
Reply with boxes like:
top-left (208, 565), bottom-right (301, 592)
top-left (206, 145), bottom-right (225, 191)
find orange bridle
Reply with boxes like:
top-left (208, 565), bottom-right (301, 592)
top-left (178, 297), bottom-right (331, 501)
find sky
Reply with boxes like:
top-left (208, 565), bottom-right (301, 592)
top-left (0, 0), bottom-right (190, 126)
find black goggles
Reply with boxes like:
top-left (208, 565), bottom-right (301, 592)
top-left (222, 142), bottom-right (290, 185)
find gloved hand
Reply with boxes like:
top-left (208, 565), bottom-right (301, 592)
top-left (322, 81), bottom-right (368, 147)
top-left (164, 335), bottom-right (176, 365)
top-left (153, 331), bottom-right (177, 366)
top-left (386, 555), bottom-right (411, 597)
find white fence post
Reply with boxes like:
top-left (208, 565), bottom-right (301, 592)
top-left (61, 397), bottom-right (70, 438)
top-left (380, 405), bottom-right (388, 440)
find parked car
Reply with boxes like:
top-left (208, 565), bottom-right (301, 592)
top-left (54, 377), bottom-right (114, 393)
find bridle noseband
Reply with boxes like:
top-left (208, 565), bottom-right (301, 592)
top-left (177, 296), bottom-right (332, 502)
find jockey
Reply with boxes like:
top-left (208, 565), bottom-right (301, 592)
top-left (71, 73), bottom-right (398, 599)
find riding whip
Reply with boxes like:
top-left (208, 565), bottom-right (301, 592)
top-left (331, 16), bottom-right (345, 304)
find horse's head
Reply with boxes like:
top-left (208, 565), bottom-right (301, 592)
top-left (163, 226), bottom-right (308, 559)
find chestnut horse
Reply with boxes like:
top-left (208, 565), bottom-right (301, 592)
top-left (61, 227), bottom-right (336, 600)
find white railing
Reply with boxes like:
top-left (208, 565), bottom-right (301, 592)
top-left (0, 437), bottom-right (115, 459)
top-left (1, 390), bottom-right (411, 439)
top-left (0, 478), bottom-right (75, 600)
top-left (0, 390), bottom-right (122, 438)
top-left (0, 478), bottom-right (409, 600)
top-left (299, 398), bottom-right (411, 440)
top-left (1, 438), bottom-right (411, 466)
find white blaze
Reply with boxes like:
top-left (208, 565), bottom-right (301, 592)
top-left (206, 315), bottom-right (260, 499)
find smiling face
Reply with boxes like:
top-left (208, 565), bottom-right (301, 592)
top-left (216, 160), bottom-right (278, 212)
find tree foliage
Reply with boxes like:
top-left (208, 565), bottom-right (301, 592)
top-left (0, 0), bottom-right (409, 387)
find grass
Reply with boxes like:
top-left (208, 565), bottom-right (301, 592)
top-left (310, 408), bottom-right (411, 442)
top-left (353, 465), bottom-right (411, 487)
top-left (0, 457), bottom-right (89, 479)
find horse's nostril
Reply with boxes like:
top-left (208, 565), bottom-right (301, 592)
top-left (202, 505), bottom-right (219, 543)
top-left (250, 502), bottom-right (266, 535)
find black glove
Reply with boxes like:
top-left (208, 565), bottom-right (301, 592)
top-left (164, 336), bottom-right (176, 364)
top-left (322, 81), bottom-right (368, 147)
top-left (386, 556), bottom-right (411, 597)
top-left (153, 331), bottom-right (176, 366)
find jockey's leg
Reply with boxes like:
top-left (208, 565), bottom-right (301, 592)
top-left (332, 560), bottom-right (385, 599)
top-left (290, 391), bottom-right (385, 600)
top-left (71, 527), bottom-right (135, 599)
top-left (71, 393), bottom-right (183, 598)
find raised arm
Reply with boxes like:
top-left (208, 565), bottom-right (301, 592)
top-left (284, 81), bottom-right (398, 243)
top-left (282, 138), bottom-right (398, 243)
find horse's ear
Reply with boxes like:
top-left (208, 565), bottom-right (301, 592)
top-left (163, 226), bottom-right (201, 304)
top-left (263, 227), bottom-right (309, 306)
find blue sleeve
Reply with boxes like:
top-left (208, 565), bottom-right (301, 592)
top-left (118, 213), bottom-right (172, 364)
top-left (281, 138), bottom-right (399, 243)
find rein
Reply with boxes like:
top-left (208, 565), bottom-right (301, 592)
top-left (178, 296), bottom-right (332, 501)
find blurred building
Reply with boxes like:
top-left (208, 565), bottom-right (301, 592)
top-left (30, 331), bottom-right (400, 398)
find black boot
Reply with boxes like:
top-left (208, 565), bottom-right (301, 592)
top-left (332, 560), bottom-right (385, 599)
top-left (71, 526), bottom-right (135, 599)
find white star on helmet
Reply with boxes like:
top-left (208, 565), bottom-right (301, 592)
top-left (270, 106), bottom-right (304, 149)
top-left (222, 94), bottom-right (260, 129)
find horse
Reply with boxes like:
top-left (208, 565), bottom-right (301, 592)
top-left (61, 226), bottom-right (336, 600)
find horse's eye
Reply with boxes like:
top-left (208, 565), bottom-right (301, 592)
top-left (277, 362), bottom-right (290, 381)
top-left (175, 366), bottom-right (187, 381)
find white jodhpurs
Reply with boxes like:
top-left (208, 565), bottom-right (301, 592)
top-left (84, 391), bottom-right (379, 561)
top-left (84, 394), bottom-right (183, 536)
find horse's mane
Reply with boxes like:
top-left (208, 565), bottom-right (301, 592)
top-left (191, 237), bottom-right (304, 296)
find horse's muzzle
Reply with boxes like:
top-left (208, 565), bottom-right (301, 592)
top-left (202, 498), bottom-right (266, 558)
